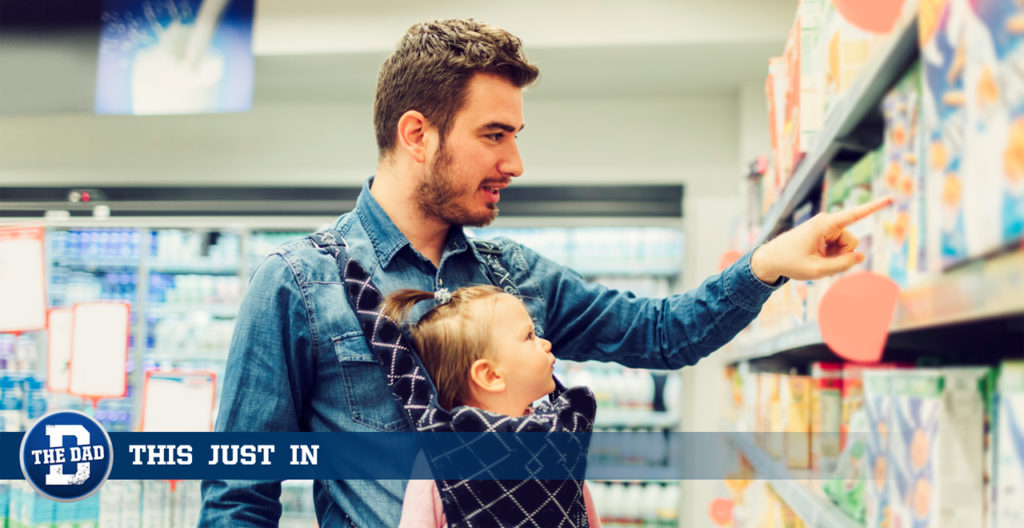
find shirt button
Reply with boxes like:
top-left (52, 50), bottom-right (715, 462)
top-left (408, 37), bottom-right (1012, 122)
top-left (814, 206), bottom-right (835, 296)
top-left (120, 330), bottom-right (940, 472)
top-left (438, 279), bottom-right (444, 286)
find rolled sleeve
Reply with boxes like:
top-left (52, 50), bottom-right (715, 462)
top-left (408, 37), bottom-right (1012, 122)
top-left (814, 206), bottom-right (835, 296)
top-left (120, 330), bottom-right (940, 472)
top-left (721, 247), bottom-right (788, 312)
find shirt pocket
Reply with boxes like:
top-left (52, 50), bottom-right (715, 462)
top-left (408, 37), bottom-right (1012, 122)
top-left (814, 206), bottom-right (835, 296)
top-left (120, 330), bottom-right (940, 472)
top-left (332, 333), bottom-right (407, 432)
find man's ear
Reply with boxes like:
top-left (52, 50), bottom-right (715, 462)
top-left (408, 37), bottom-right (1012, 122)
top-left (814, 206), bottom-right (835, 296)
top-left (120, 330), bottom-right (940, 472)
top-left (468, 358), bottom-right (505, 393)
top-left (396, 110), bottom-right (433, 164)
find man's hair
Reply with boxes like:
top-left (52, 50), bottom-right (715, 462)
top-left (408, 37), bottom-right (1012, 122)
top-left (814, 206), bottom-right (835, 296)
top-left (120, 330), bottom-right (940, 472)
top-left (373, 19), bottom-right (539, 159)
top-left (380, 285), bottom-right (507, 410)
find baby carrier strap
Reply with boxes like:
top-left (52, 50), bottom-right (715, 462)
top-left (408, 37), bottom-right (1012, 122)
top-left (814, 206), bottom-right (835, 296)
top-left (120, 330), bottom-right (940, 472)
top-left (314, 229), bottom-right (596, 527)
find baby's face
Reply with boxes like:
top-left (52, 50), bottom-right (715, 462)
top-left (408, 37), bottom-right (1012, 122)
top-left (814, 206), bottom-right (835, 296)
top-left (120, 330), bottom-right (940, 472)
top-left (488, 294), bottom-right (556, 406)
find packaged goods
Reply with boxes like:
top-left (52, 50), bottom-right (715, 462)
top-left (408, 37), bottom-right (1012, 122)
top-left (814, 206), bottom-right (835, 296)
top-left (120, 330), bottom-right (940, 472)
top-left (995, 361), bottom-right (1024, 527)
top-left (862, 369), bottom-right (895, 528)
top-left (875, 62), bottom-right (928, 287)
top-left (964, 0), bottom-right (1024, 255)
top-left (782, 375), bottom-right (812, 469)
top-left (889, 368), bottom-right (988, 528)
top-left (922, 0), bottom-right (970, 268)
top-left (811, 362), bottom-right (843, 474)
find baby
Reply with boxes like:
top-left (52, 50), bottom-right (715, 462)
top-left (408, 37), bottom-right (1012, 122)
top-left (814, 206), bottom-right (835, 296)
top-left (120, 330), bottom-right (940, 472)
top-left (380, 285), bottom-right (600, 527)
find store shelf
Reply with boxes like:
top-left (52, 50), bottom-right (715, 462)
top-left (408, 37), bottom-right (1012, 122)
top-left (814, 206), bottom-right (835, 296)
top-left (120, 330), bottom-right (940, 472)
top-left (147, 303), bottom-right (240, 317)
top-left (594, 409), bottom-right (679, 429)
top-left (729, 432), bottom-right (861, 528)
top-left (724, 249), bottom-right (1024, 363)
top-left (576, 264), bottom-right (680, 278)
top-left (724, 323), bottom-right (823, 364)
top-left (148, 262), bottom-right (240, 275)
top-left (756, 15), bottom-right (919, 245)
top-left (53, 256), bottom-right (141, 269)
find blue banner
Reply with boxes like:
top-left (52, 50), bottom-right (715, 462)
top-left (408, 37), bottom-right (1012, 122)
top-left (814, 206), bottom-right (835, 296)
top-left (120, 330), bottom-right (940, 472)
top-left (4, 431), bottom-right (849, 481)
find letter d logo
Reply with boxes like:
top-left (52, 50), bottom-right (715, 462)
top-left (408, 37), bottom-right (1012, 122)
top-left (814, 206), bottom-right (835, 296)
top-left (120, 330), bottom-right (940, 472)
top-left (20, 410), bottom-right (113, 501)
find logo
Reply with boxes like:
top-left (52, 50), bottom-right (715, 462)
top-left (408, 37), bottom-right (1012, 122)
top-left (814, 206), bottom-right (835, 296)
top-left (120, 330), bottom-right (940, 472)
top-left (19, 410), bottom-right (113, 501)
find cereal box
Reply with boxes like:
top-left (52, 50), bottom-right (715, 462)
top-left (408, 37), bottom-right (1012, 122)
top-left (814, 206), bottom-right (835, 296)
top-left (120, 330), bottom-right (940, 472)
top-left (782, 375), bottom-right (812, 469)
top-left (875, 61), bottom-right (928, 287)
top-left (922, 0), bottom-right (971, 268)
top-left (889, 368), bottom-right (987, 528)
top-left (862, 369), bottom-right (896, 528)
top-left (964, 0), bottom-right (1024, 255)
top-left (811, 362), bottom-right (844, 474)
top-left (995, 361), bottom-right (1024, 527)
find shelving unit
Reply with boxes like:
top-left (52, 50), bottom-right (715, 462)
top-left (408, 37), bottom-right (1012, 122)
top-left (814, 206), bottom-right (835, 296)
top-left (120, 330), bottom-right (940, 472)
top-left (756, 16), bottom-right (919, 245)
top-left (729, 433), bottom-right (860, 528)
top-left (723, 5), bottom-right (1024, 527)
top-left (725, 248), bottom-right (1024, 363)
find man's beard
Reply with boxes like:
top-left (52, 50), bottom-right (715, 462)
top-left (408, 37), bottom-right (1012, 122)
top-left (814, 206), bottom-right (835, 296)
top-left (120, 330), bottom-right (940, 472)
top-left (416, 144), bottom-right (499, 227)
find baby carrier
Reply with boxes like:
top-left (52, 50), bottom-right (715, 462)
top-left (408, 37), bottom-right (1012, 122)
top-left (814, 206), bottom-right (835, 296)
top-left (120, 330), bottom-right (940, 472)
top-left (310, 229), bottom-right (597, 528)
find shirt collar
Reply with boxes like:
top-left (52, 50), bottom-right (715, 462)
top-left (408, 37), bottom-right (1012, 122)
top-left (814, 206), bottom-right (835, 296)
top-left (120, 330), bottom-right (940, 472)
top-left (350, 176), bottom-right (471, 269)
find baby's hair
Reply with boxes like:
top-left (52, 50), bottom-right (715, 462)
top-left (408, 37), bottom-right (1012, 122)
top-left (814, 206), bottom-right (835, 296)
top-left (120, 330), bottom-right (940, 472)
top-left (380, 285), bottom-right (506, 410)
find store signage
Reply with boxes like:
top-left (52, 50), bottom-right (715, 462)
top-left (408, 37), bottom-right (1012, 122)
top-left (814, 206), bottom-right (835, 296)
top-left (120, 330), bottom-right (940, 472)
top-left (46, 308), bottom-right (74, 393)
top-left (140, 371), bottom-right (216, 432)
top-left (68, 301), bottom-right (130, 400)
top-left (0, 225), bottom-right (48, 333)
top-left (19, 410), bottom-right (114, 501)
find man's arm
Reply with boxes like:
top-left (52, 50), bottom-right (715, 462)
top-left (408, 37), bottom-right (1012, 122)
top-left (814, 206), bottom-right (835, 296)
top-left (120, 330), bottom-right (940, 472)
top-left (516, 197), bottom-right (893, 369)
top-left (200, 253), bottom-right (317, 526)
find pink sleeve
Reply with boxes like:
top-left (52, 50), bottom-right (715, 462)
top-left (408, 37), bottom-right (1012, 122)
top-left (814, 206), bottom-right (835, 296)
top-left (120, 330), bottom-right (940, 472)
top-left (583, 482), bottom-right (602, 528)
top-left (399, 479), bottom-right (447, 528)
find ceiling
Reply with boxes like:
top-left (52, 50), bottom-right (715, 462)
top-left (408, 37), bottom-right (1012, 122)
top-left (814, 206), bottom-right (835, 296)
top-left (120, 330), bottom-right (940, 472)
top-left (250, 0), bottom-right (796, 101)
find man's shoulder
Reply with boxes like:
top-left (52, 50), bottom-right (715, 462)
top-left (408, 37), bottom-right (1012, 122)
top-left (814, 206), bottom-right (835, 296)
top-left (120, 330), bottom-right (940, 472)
top-left (257, 233), bottom-right (346, 284)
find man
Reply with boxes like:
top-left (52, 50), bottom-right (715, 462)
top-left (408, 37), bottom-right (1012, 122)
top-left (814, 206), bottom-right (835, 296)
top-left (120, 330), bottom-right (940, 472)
top-left (200, 18), bottom-right (890, 527)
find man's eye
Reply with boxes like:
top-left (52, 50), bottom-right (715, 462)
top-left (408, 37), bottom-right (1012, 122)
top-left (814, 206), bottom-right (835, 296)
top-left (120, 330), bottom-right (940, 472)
top-left (486, 133), bottom-right (504, 142)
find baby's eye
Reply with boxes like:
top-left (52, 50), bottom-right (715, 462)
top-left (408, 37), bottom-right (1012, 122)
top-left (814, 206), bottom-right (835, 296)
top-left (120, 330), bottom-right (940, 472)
top-left (526, 331), bottom-right (535, 341)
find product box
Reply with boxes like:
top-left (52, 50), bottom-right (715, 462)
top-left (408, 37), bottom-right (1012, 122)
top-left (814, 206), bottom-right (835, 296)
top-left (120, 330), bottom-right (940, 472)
top-left (875, 61), bottom-right (928, 287)
top-left (889, 368), bottom-right (988, 528)
top-left (811, 362), bottom-right (844, 474)
top-left (782, 375), bottom-right (812, 469)
top-left (820, 0), bottom-right (886, 115)
top-left (783, 0), bottom-right (826, 175)
top-left (768, 56), bottom-right (792, 185)
top-left (964, 0), bottom-right (1024, 254)
top-left (995, 361), bottom-right (1024, 527)
top-left (922, 0), bottom-right (970, 268)
top-left (862, 369), bottom-right (895, 528)
top-left (841, 364), bottom-right (867, 451)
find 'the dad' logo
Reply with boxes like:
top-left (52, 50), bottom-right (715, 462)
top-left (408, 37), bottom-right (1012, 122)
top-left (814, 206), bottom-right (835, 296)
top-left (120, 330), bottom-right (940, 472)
top-left (19, 410), bottom-right (113, 501)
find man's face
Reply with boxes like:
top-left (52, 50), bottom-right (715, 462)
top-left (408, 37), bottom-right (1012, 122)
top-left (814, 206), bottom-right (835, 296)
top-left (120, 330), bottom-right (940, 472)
top-left (416, 73), bottom-right (525, 227)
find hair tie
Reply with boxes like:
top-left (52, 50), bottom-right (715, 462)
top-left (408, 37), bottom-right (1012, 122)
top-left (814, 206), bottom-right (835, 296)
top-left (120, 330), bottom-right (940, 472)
top-left (434, 288), bottom-right (451, 305)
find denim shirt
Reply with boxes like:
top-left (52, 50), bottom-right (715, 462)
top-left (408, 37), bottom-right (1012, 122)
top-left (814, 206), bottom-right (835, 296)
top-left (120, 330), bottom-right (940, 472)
top-left (199, 177), bottom-right (783, 527)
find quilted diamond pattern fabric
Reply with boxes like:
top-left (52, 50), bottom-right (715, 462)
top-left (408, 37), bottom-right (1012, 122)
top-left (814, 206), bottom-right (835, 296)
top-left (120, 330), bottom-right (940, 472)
top-left (339, 249), bottom-right (597, 528)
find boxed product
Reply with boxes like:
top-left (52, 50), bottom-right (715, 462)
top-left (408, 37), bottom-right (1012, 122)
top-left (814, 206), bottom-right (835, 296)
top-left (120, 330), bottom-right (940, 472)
top-left (782, 375), bottom-right (812, 469)
top-left (841, 364), bottom-right (867, 451)
top-left (964, 0), bottom-right (1024, 254)
top-left (811, 362), bottom-right (844, 474)
top-left (995, 361), bottom-right (1024, 527)
top-left (921, 0), bottom-right (970, 268)
top-left (768, 56), bottom-right (793, 185)
top-left (889, 368), bottom-right (988, 528)
top-left (783, 0), bottom-right (826, 175)
top-left (862, 369), bottom-right (895, 528)
top-left (820, 0), bottom-right (886, 115)
top-left (824, 407), bottom-right (869, 524)
top-left (875, 61), bottom-right (928, 287)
